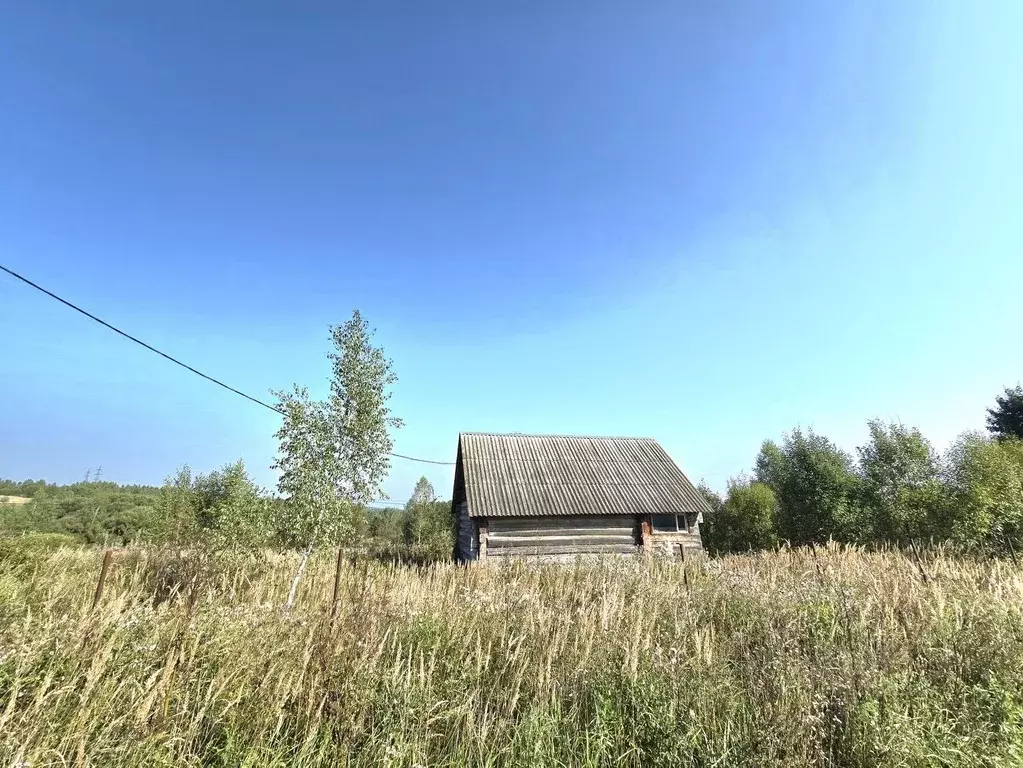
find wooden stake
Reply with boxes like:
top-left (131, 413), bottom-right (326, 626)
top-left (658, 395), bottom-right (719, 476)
top-left (331, 546), bottom-right (344, 619)
top-left (1006, 535), bottom-right (1019, 569)
top-left (810, 542), bottom-right (824, 584)
top-left (910, 540), bottom-right (931, 583)
top-left (92, 549), bottom-right (113, 610)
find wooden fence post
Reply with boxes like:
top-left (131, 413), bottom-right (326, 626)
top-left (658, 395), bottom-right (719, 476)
top-left (92, 549), bottom-right (113, 610)
top-left (1006, 536), bottom-right (1020, 569)
top-left (331, 546), bottom-right (344, 619)
top-left (910, 540), bottom-right (931, 583)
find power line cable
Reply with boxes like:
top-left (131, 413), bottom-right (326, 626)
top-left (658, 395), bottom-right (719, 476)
top-left (366, 499), bottom-right (448, 507)
top-left (2, 264), bottom-right (284, 414)
top-left (388, 451), bottom-right (452, 465)
top-left (1, 263), bottom-right (455, 466)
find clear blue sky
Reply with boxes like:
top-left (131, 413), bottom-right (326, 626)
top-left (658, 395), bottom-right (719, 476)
top-left (2, 1), bottom-right (1021, 501)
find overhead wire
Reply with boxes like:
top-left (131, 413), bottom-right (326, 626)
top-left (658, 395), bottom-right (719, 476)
top-left (1, 263), bottom-right (455, 466)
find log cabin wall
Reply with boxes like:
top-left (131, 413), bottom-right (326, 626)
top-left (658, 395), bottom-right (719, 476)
top-left (456, 501), bottom-right (478, 562)
top-left (485, 515), bottom-right (640, 559)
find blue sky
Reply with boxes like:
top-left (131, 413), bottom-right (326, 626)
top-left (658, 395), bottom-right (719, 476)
top-left (2, 1), bottom-right (1021, 501)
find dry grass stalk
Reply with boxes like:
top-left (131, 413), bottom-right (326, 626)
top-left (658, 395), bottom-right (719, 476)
top-left (0, 544), bottom-right (1022, 766)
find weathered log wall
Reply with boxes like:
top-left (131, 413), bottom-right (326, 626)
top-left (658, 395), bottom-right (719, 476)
top-left (485, 515), bottom-right (640, 559)
top-left (456, 501), bottom-right (478, 562)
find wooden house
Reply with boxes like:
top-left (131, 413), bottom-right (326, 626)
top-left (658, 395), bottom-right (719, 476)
top-left (452, 432), bottom-right (711, 562)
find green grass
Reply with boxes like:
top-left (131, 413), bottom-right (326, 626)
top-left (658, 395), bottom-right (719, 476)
top-left (1, 544), bottom-right (1023, 766)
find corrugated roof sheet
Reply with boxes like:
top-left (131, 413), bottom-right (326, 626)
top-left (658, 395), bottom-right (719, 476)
top-left (458, 432), bottom-right (711, 518)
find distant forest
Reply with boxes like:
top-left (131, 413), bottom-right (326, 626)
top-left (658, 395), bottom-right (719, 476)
top-left (0, 471), bottom-right (451, 562)
top-left (0, 478), bottom-right (163, 543)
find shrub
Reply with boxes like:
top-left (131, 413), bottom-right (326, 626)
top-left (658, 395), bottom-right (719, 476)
top-left (704, 479), bottom-right (778, 555)
top-left (942, 434), bottom-right (1023, 552)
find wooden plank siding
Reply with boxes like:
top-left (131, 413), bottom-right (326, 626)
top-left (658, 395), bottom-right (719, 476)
top-left (486, 515), bottom-right (640, 559)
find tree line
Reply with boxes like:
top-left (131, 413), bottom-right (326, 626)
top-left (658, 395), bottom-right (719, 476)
top-left (0, 478), bottom-right (163, 543)
top-left (699, 385), bottom-right (1023, 556)
top-left (0, 467), bottom-right (450, 560)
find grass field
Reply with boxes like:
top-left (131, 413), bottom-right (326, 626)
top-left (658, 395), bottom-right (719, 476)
top-left (1, 544), bottom-right (1022, 766)
top-left (0, 495), bottom-right (32, 504)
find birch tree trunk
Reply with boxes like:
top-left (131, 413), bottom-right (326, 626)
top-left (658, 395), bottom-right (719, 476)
top-left (284, 543), bottom-right (314, 612)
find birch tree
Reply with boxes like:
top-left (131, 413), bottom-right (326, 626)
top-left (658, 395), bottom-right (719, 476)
top-left (272, 311), bottom-right (401, 610)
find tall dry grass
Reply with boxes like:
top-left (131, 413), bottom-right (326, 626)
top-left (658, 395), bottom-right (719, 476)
top-left (1, 544), bottom-right (1022, 766)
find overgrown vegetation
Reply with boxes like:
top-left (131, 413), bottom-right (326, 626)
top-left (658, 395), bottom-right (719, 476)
top-left (700, 409), bottom-right (1023, 557)
top-left (0, 478), bottom-right (163, 544)
top-left (0, 470), bottom-right (453, 566)
top-left (2, 545), bottom-right (1022, 766)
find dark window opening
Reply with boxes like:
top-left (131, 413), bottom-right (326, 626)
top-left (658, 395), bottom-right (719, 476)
top-left (651, 514), bottom-right (677, 532)
top-left (654, 513), bottom-right (679, 531)
top-left (650, 514), bottom-right (694, 533)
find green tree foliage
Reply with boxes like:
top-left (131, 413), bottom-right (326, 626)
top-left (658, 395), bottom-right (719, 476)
top-left (942, 433), bottom-right (1023, 552)
top-left (704, 479), bottom-right (778, 555)
top-left (753, 440), bottom-right (788, 493)
top-left (0, 479), bottom-right (58, 499)
top-left (402, 477), bottom-right (453, 561)
top-left (697, 482), bottom-right (723, 515)
top-left (1, 479), bottom-right (163, 544)
top-left (761, 429), bottom-right (857, 546)
top-left (854, 420), bottom-right (944, 543)
top-left (10, 375), bottom-right (1023, 563)
top-left (153, 460), bottom-right (271, 592)
top-left (986, 385), bottom-right (1023, 441)
top-left (716, 419), bottom-right (1023, 555)
top-left (365, 505), bottom-right (405, 544)
top-left (1, 465), bottom-right (271, 550)
top-left (272, 311), bottom-right (402, 608)
top-left (695, 482), bottom-right (724, 553)
top-left (158, 466), bottom-right (199, 543)
top-left (157, 461), bottom-right (270, 549)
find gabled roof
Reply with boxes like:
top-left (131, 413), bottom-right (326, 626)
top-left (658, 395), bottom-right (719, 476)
top-left (454, 432), bottom-right (711, 518)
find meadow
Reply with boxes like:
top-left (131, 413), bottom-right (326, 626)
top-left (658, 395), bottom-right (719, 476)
top-left (1, 544), bottom-right (1022, 767)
